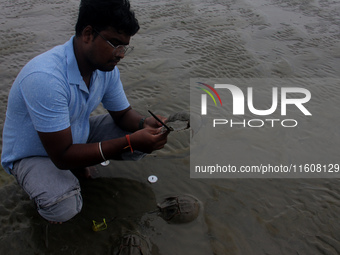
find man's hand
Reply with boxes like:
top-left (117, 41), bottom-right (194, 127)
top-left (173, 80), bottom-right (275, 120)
top-left (130, 127), bottom-right (169, 153)
top-left (144, 115), bottom-right (167, 129)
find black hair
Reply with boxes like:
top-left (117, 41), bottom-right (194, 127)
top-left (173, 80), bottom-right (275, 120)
top-left (75, 0), bottom-right (139, 36)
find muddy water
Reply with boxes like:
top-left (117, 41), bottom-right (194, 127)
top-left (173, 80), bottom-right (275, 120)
top-left (0, 0), bottom-right (340, 254)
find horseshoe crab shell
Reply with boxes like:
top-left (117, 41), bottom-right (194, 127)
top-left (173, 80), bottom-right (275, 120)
top-left (113, 233), bottom-right (151, 255)
top-left (157, 194), bottom-right (200, 224)
top-left (165, 111), bottom-right (190, 132)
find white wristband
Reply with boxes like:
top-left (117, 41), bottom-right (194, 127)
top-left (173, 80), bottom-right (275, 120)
top-left (98, 142), bottom-right (106, 161)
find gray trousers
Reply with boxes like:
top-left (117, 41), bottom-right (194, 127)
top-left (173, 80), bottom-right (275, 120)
top-left (10, 114), bottom-right (144, 222)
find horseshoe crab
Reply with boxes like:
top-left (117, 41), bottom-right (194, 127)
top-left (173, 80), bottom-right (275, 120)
top-left (165, 111), bottom-right (190, 132)
top-left (112, 232), bottom-right (151, 255)
top-left (157, 194), bottom-right (200, 224)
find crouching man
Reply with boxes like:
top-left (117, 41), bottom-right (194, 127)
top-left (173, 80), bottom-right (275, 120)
top-left (1, 0), bottom-right (169, 223)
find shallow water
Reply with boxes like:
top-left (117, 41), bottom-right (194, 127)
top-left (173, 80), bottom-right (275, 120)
top-left (0, 0), bottom-right (340, 254)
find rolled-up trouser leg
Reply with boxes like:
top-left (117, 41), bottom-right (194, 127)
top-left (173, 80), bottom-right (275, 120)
top-left (11, 157), bottom-right (82, 222)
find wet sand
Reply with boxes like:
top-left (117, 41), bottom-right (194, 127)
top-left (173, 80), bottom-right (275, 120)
top-left (0, 0), bottom-right (340, 254)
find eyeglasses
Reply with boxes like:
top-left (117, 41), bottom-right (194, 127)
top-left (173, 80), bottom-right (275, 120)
top-left (94, 29), bottom-right (134, 56)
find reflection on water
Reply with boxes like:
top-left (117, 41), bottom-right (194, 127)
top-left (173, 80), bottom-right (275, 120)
top-left (0, 0), bottom-right (340, 254)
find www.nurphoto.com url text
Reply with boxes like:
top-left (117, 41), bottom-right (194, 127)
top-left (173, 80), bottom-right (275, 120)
top-left (194, 163), bottom-right (340, 175)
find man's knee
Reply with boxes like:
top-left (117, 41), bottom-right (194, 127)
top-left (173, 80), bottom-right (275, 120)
top-left (11, 157), bottom-right (83, 222)
top-left (37, 193), bottom-right (83, 222)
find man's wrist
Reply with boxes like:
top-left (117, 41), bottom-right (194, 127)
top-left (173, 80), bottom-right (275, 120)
top-left (138, 117), bottom-right (146, 129)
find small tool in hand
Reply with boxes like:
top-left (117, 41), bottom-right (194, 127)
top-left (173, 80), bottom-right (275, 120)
top-left (148, 110), bottom-right (173, 132)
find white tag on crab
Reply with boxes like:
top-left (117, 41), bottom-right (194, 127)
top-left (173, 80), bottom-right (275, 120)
top-left (100, 160), bottom-right (110, 166)
top-left (148, 175), bottom-right (158, 183)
